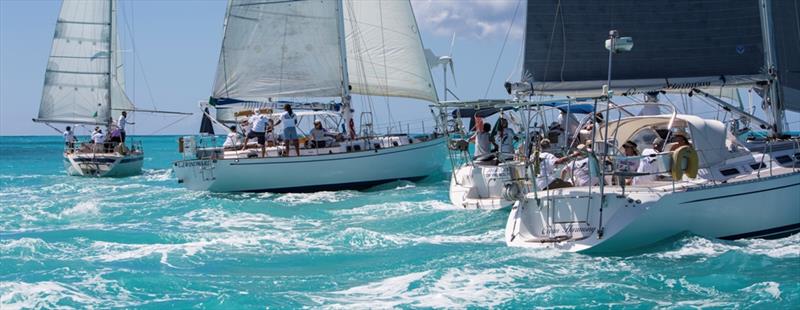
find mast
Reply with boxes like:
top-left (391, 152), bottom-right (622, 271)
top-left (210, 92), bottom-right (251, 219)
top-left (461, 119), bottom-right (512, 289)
top-left (336, 0), bottom-right (353, 137)
top-left (107, 0), bottom-right (115, 128)
top-left (759, 0), bottom-right (785, 136)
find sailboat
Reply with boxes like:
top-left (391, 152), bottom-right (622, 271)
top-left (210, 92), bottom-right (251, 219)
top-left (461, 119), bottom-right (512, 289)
top-left (173, 0), bottom-right (446, 192)
top-left (504, 0), bottom-right (800, 253)
top-left (33, 0), bottom-right (189, 177)
top-left (32, 0), bottom-right (145, 177)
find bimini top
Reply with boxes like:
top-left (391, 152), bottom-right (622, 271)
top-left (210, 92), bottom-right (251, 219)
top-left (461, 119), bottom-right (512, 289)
top-left (597, 114), bottom-right (745, 169)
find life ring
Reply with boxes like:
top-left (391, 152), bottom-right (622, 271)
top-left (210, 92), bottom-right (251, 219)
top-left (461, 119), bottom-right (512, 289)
top-left (671, 145), bottom-right (699, 180)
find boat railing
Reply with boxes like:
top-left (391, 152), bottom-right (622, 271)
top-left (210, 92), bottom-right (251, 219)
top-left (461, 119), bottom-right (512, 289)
top-left (179, 118), bottom-right (442, 160)
top-left (65, 139), bottom-right (142, 156)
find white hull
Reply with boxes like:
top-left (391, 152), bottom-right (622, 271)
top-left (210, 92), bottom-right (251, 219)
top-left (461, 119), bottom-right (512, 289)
top-left (64, 152), bottom-right (143, 177)
top-left (449, 162), bottom-right (524, 210)
top-left (174, 137), bottom-right (446, 192)
top-left (506, 168), bottom-right (800, 254)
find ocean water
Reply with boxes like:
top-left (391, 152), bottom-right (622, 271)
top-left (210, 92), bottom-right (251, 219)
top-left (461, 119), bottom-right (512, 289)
top-left (1, 135), bottom-right (798, 309)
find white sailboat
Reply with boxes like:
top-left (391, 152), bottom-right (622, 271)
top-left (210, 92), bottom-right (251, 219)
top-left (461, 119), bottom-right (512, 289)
top-left (33, 0), bottom-right (143, 177)
top-left (505, 0), bottom-right (800, 253)
top-left (173, 0), bottom-right (446, 192)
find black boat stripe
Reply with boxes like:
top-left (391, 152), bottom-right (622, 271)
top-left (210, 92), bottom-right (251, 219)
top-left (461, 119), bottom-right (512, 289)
top-left (682, 182), bottom-right (800, 204)
top-left (229, 176), bottom-right (427, 193)
top-left (719, 223), bottom-right (800, 240)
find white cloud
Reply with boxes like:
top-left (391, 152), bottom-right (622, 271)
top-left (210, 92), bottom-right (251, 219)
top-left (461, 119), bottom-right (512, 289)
top-left (411, 0), bottom-right (525, 39)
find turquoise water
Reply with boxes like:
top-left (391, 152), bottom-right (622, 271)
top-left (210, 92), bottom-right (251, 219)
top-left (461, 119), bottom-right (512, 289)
top-left (1, 135), bottom-right (798, 308)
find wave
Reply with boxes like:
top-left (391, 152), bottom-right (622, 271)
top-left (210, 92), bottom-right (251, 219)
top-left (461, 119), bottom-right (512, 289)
top-left (653, 234), bottom-right (800, 260)
top-left (275, 191), bottom-right (357, 205)
top-left (311, 266), bottom-right (523, 308)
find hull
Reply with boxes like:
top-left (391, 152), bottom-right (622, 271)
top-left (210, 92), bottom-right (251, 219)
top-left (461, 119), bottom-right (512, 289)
top-left (506, 169), bottom-right (800, 254)
top-left (64, 152), bottom-right (144, 177)
top-left (174, 136), bottom-right (446, 192)
top-left (449, 162), bottom-right (525, 210)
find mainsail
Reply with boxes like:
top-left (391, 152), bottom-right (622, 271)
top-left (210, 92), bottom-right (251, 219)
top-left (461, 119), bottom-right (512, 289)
top-left (772, 0), bottom-right (800, 112)
top-left (343, 0), bottom-right (438, 103)
top-left (523, 0), bottom-right (767, 97)
top-left (212, 0), bottom-right (437, 105)
top-left (37, 0), bottom-right (134, 125)
top-left (212, 0), bottom-right (344, 102)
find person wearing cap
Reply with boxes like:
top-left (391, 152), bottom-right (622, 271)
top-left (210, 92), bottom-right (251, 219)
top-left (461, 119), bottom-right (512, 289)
top-left (562, 144), bottom-right (599, 187)
top-left (242, 109), bottom-right (268, 157)
top-left (669, 130), bottom-right (692, 152)
top-left (633, 137), bottom-right (665, 185)
top-left (309, 119), bottom-right (334, 148)
top-left (534, 138), bottom-right (578, 190)
top-left (274, 104), bottom-right (300, 156)
top-left (223, 125), bottom-right (242, 150)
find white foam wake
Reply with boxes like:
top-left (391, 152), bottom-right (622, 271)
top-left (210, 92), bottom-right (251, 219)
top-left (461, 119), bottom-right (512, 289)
top-left (313, 266), bottom-right (522, 308)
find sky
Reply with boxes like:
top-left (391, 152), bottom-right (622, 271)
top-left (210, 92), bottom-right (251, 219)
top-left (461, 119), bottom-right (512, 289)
top-left (0, 0), bottom-right (527, 136)
top-left (1, 0), bottom-right (795, 136)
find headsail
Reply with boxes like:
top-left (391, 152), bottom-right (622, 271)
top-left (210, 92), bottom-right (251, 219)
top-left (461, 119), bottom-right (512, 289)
top-left (37, 0), bottom-right (134, 125)
top-left (212, 0), bottom-right (344, 104)
top-left (523, 0), bottom-right (767, 97)
top-left (343, 0), bottom-right (438, 103)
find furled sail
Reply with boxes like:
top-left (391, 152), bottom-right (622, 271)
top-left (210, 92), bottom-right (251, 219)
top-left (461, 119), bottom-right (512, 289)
top-left (772, 0), bottom-right (800, 113)
top-left (37, 0), bottom-right (134, 125)
top-left (523, 0), bottom-right (767, 97)
top-left (342, 0), bottom-right (438, 103)
top-left (212, 0), bottom-right (344, 104)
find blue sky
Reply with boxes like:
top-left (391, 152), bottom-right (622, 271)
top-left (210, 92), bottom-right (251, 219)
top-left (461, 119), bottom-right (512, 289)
top-left (1, 0), bottom-right (795, 136)
top-left (0, 0), bottom-right (526, 135)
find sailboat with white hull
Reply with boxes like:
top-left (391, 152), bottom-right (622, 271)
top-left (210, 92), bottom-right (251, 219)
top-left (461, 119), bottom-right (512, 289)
top-left (33, 0), bottom-right (144, 177)
top-left (33, 0), bottom-right (189, 177)
top-left (173, 0), bottom-right (446, 193)
top-left (505, 0), bottom-right (800, 254)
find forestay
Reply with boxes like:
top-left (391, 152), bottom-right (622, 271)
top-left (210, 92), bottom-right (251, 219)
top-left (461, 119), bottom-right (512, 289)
top-left (343, 0), bottom-right (438, 103)
top-left (212, 0), bottom-right (344, 102)
top-left (37, 0), bottom-right (134, 125)
top-left (523, 0), bottom-right (767, 97)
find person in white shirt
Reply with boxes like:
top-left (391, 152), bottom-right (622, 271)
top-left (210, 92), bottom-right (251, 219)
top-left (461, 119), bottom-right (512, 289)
top-left (274, 104), bottom-right (300, 156)
top-left (63, 126), bottom-right (76, 150)
top-left (241, 109), bottom-right (268, 157)
top-left (117, 111), bottom-right (134, 142)
top-left (223, 125), bottom-right (241, 150)
top-left (562, 144), bottom-right (599, 187)
top-left (633, 137), bottom-right (664, 185)
top-left (91, 127), bottom-right (106, 152)
top-left (495, 118), bottom-right (516, 156)
top-left (309, 120), bottom-right (334, 148)
top-left (533, 139), bottom-right (577, 190)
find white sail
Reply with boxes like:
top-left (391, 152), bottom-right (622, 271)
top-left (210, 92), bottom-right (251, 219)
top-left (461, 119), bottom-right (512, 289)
top-left (110, 7), bottom-right (134, 120)
top-left (343, 0), bottom-right (438, 103)
top-left (212, 0), bottom-right (344, 103)
top-left (37, 0), bottom-right (134, 125)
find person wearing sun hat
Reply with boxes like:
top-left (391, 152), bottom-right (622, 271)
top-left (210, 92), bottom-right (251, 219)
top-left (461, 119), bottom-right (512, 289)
top-left (669, 129), bottom-right (692, 152)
